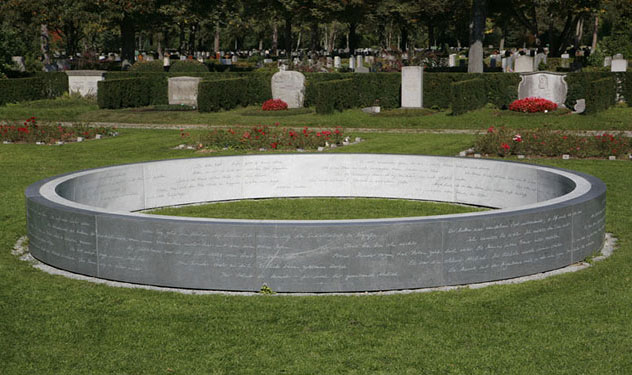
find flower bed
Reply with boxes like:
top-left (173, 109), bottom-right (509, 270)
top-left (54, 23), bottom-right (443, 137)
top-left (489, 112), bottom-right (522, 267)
top-left (1, 117), bottom-right (117, 144)
top-left (475, 126), bottom-right (631, 158)
top-left (509, 97), bottom-right (558, 113)
top-left (261, 99), bottom-right (288, 111)
top-left (183, 124), bottom-right (345, 151)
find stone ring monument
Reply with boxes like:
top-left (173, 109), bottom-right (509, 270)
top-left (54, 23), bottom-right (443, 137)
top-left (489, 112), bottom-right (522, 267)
top-left (26, 154), bottom-right (606, 293)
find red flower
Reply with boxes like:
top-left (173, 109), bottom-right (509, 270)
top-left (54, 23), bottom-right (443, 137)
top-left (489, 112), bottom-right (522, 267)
top-left (262, 99), bottom-right (288, 111)
top-left (501, 143), bottom-right (510, 150)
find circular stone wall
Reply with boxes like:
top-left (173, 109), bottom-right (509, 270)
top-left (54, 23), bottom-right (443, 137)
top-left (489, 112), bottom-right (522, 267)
top-left (25, 154), bottom-right (606, 293)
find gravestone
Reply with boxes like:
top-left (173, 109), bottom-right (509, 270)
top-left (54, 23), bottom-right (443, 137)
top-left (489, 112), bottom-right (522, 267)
top-left (401, 66), bottom-right (423, 108)
top-left (11, 56), bottom-right (25, 72)
top-left (501, 57), bottom-right (509, 72)
top-left (573, 99), bottom-right (586, 114)
top-left (514, 55), bottom-right (534, 72)
top-left (349, 56), bottom-right (356, 70)
top-left (66, 71), bottom-right (106, 97)
top-left (168, 76), bottom-right (202, 106)
top-left (604, 56), bottom-right (612, 67)
top-left (448, 54), bottom-right (457, 67)
top-left (271, 70), bottom-right (306, 109)
top-left (561, 53), bottom-right (570, 68)
top-left (356, 55), bottom-right (363, 68)
top-left (518, 72), bottom-right (568, 106)
top-left (614, 53), bottom-right (624, 60)
top-left (231, 55), bottom-right (238, 63)
top-left (326, 57), bottom-right (333, 68)
top-left (334, 56), bottom-right (342, 68)
top-left (263, 58), bottom-right (273, 64)
top-left (534, 53), bottom-right (547, 70)
top-left (611, 58), bottom-right (628, 72)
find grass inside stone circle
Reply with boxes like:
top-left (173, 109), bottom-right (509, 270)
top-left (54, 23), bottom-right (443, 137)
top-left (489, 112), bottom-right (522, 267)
top-left (147, 197), bottom-right (488, 220)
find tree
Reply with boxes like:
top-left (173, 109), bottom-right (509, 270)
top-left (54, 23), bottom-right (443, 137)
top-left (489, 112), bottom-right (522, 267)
top-left (468, 0), bottom-right (487, 73)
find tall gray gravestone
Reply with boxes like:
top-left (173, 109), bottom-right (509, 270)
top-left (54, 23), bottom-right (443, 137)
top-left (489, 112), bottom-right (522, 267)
top-left (271, 70), bottom-right (306, 108)
top-left (168, 76), bottom-right (202, 106)
top-left (518, 72), bottom-right (568, 106)
top-left (334, 56), bottom-right (342, 68)
top-left (401, 66), bottom-right (423, 108)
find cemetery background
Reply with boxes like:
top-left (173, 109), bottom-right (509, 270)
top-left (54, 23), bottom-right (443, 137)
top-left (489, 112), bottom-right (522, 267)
top-left (2, 0), bottom-right (632, 373)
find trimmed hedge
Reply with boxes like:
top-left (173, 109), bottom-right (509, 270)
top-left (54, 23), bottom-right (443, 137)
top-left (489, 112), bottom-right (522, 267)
top-left (423, 73), bottom-right (519, 109)
top-left (170, 60), bottom-right (209, 73)
top-left (0, 77), bottom-right (46, 106)
top-left (198, 77), bottom-right (249, 112)
top-left (564, 72), bottom-right (611, 108)
top-left (315, 79), bottom-right (354, 114)
top-left (97, 78), bottom-right (150, 109)
top-left (450, 79), bottom-right (487, 115)
top-left (0, 73), bottom-right (68, 106)
top-left (585, 77), bottom-right (616, 114)
top-left (130, 60), bottom-right (164, 72)
top-left (313, 74), bottom-right (401, 114)
top-left (621, 72), bottom-right (632, 105)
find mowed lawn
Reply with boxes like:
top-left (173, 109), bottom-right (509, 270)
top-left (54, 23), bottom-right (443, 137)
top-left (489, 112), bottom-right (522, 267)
top-left (2, 96), bottom-right (632, 131)
top-left (1, 125), bottom-right (632, 373)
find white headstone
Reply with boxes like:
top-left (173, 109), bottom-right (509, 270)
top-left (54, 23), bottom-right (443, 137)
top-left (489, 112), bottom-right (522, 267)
top-left (66, 70), bottom-right (106, 97)
top-left (349, 56), bottom-right (356, 70)
top-left (271, 70), bottom-right (306, 109)
top-left (356, 55), bottom-right (363, 68)
top-left (263, 58), bottom-right (273, 64)
top-left (604, 56), bottom-right (612, 67)
top-left (448, 54), bottom-right (457, 67)
top-left (611, 59), bottom-right (628, 72)
top-left (514, 55), bottom-right (534, 73)
top-left (518, 72), bottom-right (568, 106)
top-left (334, 56), bottom-right (341, 68)
top-left (561, 53), bottom-right (570, 68)
top-left (11, 56), bottom-right (25, 72)
top-left (168, 76), bottom-right (203, 106)
top-left (326, 57), bottom-right (333, 68)
top-left (614, 53), bottom-right (624, 60)
top-left (401, 66), bottom-right (423, 108)
top-left (231, 55), bottom-right (238, 63)
top-left (573, 99), bottom-right (586, 114)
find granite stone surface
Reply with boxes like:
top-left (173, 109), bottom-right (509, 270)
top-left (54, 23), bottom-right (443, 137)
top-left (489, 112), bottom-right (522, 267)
top-left (26, 154), bottom-right (606, 292)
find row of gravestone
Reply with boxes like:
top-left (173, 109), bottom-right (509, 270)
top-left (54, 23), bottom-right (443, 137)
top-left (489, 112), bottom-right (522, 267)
top-left (65, 69), bottom-right (603, 112)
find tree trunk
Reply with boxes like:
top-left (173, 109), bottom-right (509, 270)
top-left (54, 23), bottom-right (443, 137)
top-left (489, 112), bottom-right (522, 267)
top-left (400, 26), bottom-right (408, 52)
top-left (214, 23), bottom-right (220, 53)
top-left (310, 22), bottom-right (319, 53)
top-left (284, 14), bottom-right (292, 55)
top-left (272, 23), bottom-right (278, 55)
top-left (40, 24), bottom-right (50, 66)
top-left (120, 17), bottom-right (136, 62)
top-left (591, 15), bottom-right (598, 51)
top-left (468, 0), bottom-right (487, 73)
top-left (428, 24), bottom-right (435, 49)
top-left (574, 17), bottom-right (584, 47)
top-left (348, 22), bottom-right (358, 54)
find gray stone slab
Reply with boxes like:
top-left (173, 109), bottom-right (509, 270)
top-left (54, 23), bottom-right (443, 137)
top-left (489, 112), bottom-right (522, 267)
top-left (518, 72), bottom-right (568, 106)
top-left (168, 76), bottom-right (202, 106)
top-left (271, 71), bottom-right (305, 109)
top-left (26, 154), bottom-right (606, 293)
top-left (514, 55), bottom-right (534, 73)
top-left (401, 66), bottom-right (423, 108)
top-left (66, 70), bottom-right (106, 97)
top-left (611, 59), bottom-right (628, 72)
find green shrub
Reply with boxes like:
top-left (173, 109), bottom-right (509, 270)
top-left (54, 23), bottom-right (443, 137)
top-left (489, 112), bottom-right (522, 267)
top-left (0, 77), bottom-right (46, 106)
top-left (36, 72), bottom-right (69, 98)
top-left (198, 77), bottom-right (249, 112)
top-left (314, 79), bottom-right (353, 114)
top-left (130, 60), bottom-right (164, 72)
top-left (585, 77), bottom-right (616, 114)
top-left (304, 73), bottom-right (349, 107)
top-left (482, 73), bottom-right (521, 108)
top-left (564, 72), bottom-right (612, 108)
top-left (450, 78), bottom-right (487, 115)
top-left (170, 60), bottom-right (209, 73)
top-left (423, 73), bottom-right (519, 109)
top-left (97, 78), bottom-right (150, 109)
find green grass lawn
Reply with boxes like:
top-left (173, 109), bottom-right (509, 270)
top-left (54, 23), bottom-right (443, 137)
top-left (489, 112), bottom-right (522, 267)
top-left (148, 198), bottom-right (487, 220)
top-left (2, 97), bottom-right (632, 131)
top-left (1, 128), bottom-right (632, 374)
